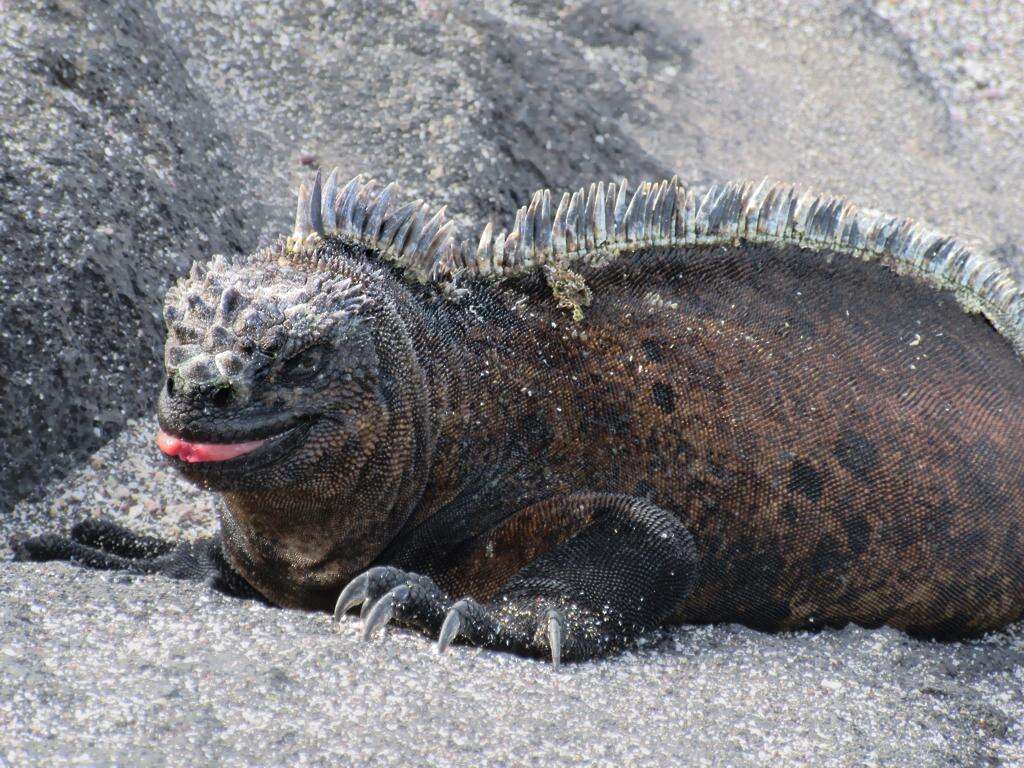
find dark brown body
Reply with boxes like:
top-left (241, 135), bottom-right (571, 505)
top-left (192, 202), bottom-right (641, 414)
top-left (366, 241), bottom-right (1024, 637)
top-left (22, 175), bottom-right (1021, 661)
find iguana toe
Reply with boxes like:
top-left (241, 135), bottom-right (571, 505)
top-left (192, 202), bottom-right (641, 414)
top-left (336, 566), bottom-right (453, 642)
top-left (436, 600), bottom-right (468, 654)
top-left (333, 572), bottom-right (369, 619)
top-left (355, 566), bottom-right (416, 620)
top-left (547, 608), bottom-right (565, 669)
top-left (361, 584), bottom-right (409, 640)
top-left (11, 532), bottom-right (73, 563)
top-left (69, 518), bottom-right (174, 559)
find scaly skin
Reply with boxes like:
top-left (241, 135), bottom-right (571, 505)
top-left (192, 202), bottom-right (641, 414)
top-left (15, 174), bottom-right (1024, 665)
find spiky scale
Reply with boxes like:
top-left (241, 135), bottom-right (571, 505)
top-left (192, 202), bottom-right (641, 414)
top-left (476, 222), bottom-right (494, 274)
top-left (321, 168), bottom-right (340, 231)
top-left (365, 182), bottom-right (396, 242)
top-left (605, 182), bottom-right (618, 240)
top-left (643, 181), bottom-right (659, 243)
top-left (522, 192), bottom-right (540, 266)
top-left (379, 201), bottom-right (419, 251)
top-left (492, 230), bottom-right (506, 271)
top-left (390, 201), bottom-right (422, 260)
top-left (565, 190), bottom-right (582, 254)
top-left (573, 187), bottom-right (587, 251)
top-left (693, 187), bottom-right (716, 239)
top-left (416, 205), bottom-right (448, 262)
top-left (552, 193), bottom-right (569, 255)
top-left (624, 183), bottom-right (646, 241)
top-left (309, 169), bottom-right (324, 235)
top-left (423, 220), bottom-right (455, 267)
top-left (537, 189), bottom-right (553, 263)
top-left (594, 181), bottom-right (607, 246)
top-left (613, 178), bottom-right (629, 237)
top-left (581, 183), bottom-right (595, 252)
top-left (504, 230), bottom-right (521, 268)
top-left (660, 177), bottom-right (678, 241)
top-left (352, 180), bottom-right (380, 237)
top-left (336, 175), bottom-right (364, 231)
top-left (293, 182), bottom-right (313, 242)
top-left (402, 203), bottom-right (430, 261)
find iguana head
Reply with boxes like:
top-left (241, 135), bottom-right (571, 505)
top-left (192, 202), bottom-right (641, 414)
top-left (157, 246), bottom-right (385, 496)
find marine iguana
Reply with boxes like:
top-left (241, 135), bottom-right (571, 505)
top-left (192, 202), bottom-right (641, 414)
top-left (15, 171), bottom-right (1024, 666)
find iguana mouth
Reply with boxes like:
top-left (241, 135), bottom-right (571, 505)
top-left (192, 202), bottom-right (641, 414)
top-left (156, 430), bottom-right (269, 463)
top-left (155, 420), bottom-right (311, 471)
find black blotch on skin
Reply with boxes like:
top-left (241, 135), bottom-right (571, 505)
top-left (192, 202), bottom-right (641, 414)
top-left (687, 359), bottom-right (726, 397)
top-left (673, 437), bottom-right (694, 461)
top-left (780, 502), bottom-right (798, 524)
top-left (641, 337), bottom-right (667, 363)
top-left (520, 413), bottom-right (553, 452)
top-left (842, 514), bottom-right (871, 557)
top-left (645, 431), bottom-right (660, 452)
top-left (652, 382), bottom-right (676, 414)
top-left (810, 533), bottom-right (840, 574)
top-left (788, 460), bottom-right (824, 503)
top-left (919, 498), bottom-right (956, 538)
top-left (593, 402), bottom-right (631, 435)
top-left (833, 430), bottom-right (879, 483)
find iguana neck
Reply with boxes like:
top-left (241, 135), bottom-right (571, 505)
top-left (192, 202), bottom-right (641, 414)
top-left (216, 272), bottom-right (470, 605)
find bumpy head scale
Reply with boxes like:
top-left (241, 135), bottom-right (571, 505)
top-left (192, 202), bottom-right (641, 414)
top-left (163, 253), bottom-right (371, 390)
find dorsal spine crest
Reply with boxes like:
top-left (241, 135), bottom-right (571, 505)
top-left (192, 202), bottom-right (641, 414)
top-left (286, 169), bottom-right (1024, 356)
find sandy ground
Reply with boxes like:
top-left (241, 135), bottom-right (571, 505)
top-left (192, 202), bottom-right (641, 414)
top-left (2, 421), bottom-right (1022, 766)
top-left (3, 0), bottom-right (1023, 765)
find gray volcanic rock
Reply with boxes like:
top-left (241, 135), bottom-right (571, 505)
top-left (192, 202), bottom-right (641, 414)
top-left (3, 0), bottom-right (1024, 765)
top-left (0, 0), bottom-right (260, 515)
top-left (150, 0), bottom-right (675, 238)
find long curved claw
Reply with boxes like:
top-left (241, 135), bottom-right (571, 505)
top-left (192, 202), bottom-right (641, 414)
top-left (361, 585), bottom-right (409, 640)
top-left (360, 588), bottom-right (388, 621)
top-left (334, 573), bottom-right (369, 621)
top-left (547, 608), bottom-right (564, 669)
top-left (436, 600), bottom-right (468, 654)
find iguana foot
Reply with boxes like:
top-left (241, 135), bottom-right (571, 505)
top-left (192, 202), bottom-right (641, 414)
top-left (11, 517), bottom-right (262, 600)
top-left (434, 596), bottom-right (572, 667)
top-left (333, 566), bottom-right (603, 667)
top-left (334, 565), bottom-right (451, 639)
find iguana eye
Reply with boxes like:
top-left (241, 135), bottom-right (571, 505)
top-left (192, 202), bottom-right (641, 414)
top-left (280, 345), bottom-right (328, 383)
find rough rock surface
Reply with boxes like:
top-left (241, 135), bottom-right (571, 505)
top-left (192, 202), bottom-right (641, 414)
top-left (2, 0), bottom-right (1022, 765)
top-left (0, 0), bottom-right (257, 514)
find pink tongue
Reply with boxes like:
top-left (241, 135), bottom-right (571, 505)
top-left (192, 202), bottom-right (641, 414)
top-left (156, 429), bottom-right (267, 463)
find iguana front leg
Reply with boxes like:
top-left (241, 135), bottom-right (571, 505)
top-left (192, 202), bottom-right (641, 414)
top-left (11, 518), bottom-right (262, 601)
top-left (335, 493), bottom-right (699, 665)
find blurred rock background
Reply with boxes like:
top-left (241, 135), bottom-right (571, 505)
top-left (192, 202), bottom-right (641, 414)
top-left (1, 1), bottom-right (1022, 765)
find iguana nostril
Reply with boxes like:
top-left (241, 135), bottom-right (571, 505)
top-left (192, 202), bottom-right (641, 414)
top-left (210, 386), bottom-right (233, 408)
top-left (165, 377), bottom-right (175, 397)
